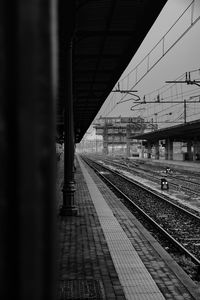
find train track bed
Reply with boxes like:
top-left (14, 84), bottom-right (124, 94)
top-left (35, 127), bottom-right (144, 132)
top-left (89, 154), bottom-right (200, 215)
top-left (82, 155), bottom-right (200, 284)
top-left (104, 156), bottom-right (200, 193)
top-left (128, 158), bottom-right (200, 190)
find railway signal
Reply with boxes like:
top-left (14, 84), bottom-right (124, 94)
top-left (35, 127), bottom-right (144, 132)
top-left (161, 178), bottom-right (169, 190)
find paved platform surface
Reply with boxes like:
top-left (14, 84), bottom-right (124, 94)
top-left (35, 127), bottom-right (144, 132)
top-left (56, 155), bottom-right (200, 299)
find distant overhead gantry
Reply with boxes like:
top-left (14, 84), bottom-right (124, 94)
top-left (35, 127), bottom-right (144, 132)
top-left (166, 71), bottom-right (200, 87)
top-left (112, 82), bottom-right (140, 103)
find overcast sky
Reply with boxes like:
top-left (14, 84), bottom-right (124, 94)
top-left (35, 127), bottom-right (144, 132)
top-left (86, 0), bottom-right (200, 139)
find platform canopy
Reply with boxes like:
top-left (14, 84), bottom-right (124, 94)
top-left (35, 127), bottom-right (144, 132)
top-left (133, 120), bottom-right (200, 142)
top-left (57, 0), bottom-right (167, 142)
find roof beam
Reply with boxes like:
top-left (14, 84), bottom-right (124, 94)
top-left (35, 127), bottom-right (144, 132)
top-left (75, 54), bottom-right (120, 59)
top-left (74, 69), bottom-right (113, 73)
top-left (74, 80), bottom-right (107, 84)
top-left (76, 30), bottom-right (135, 37)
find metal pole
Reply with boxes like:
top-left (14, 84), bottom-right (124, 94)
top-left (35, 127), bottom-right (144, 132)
top-left (184, 99), bottom-right (186, 124)
top-left (60, 39), bottom-right (78, 216)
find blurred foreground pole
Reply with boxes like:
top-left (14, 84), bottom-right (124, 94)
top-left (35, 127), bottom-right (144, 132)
top-left (0, 1), bottom-right (57, 299)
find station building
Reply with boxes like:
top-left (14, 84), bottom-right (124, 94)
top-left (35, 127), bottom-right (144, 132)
top-left (93, 116), bottom-right (157, 157)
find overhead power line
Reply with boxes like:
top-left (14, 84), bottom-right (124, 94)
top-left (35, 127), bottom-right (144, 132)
top-left (117, 0), bottom-right (200, 104)
top-left (99, 0), bottom-right (200, 117)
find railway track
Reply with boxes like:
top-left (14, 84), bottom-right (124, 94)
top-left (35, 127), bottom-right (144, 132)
top-left (81, 155), bottom-right (200, 282)
top-left (97, 156), bottom-right (200, 196)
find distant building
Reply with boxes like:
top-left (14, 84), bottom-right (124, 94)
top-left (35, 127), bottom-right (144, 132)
top-left (93, 116), bottom-right (156, 156)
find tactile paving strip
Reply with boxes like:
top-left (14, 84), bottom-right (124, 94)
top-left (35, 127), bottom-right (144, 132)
top-left (78, 157), bottom-right (165, 300)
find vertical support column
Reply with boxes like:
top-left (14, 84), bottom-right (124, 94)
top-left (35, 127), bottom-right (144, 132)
top-left (112, 135), bottom-right (114, 154)
top-left (60, 39), bottom-right (78, 216)
top-left (126, 140), bottom-right (131, 157)
top-left (169, 139), bottom-right (173, 160)
top-left (147, 141), bottom-right (152, 159)
top-left (184, 99), bottom-right (187, 124)
top-left (187, 140), bottom-right (193, 161)
top-left (59, 0), bottom-right (77, 216)
top-left (141, 142), bottom-right (145, 158)
top-left (165, 139), bottom-right (168, 160)
top-left (103, 127), bottom-right (108, 155)
top-left (95, 137), bottom-right (98, 153)
top-left (103, 141), bottom-right (108, 155)
top-left (126, 125), bottom-right (131, 157)
top-left (193, 140), bottom-right (200, 161)
top-left (165, 138), bottom-right (173, 160)
top-left (1, 0), bottom-right (57, 299)
top-left (154, 141), bottom-right (160, 160)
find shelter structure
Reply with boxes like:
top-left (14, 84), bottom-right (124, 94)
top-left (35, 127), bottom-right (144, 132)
top-left (0, 1), bottom-right (168, 299)
top-left (134, 120), bottom-right (200, 161)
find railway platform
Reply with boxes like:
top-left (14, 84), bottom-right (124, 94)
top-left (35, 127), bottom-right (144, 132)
top-left (56, 154), bottom-right (200, 300)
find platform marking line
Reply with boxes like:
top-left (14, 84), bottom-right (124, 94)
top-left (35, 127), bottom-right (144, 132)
top-left (78, 158), bottom-right (165, 300)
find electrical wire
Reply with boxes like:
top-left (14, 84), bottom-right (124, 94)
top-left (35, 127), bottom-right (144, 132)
top-left (114, 3), bottom-right (200, 105)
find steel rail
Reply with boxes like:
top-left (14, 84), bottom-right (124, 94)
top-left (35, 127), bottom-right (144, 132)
top-left (82, 156), bottom-right (200, 268)
top-left (102, 158), bottom-right (200, 197)
top-left (92, 158), bottom-right (200, 219)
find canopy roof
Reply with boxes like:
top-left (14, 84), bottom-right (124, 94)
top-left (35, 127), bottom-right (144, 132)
top-left (57, 0), bottom-right (167, 142)
top-left (134, 120), bottom-right (200, 141)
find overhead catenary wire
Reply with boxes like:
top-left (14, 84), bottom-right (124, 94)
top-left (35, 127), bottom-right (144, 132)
top-left (116, 1), bottom-right (200, 105)
top-left (98, 2), bottom-right (200, 118)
